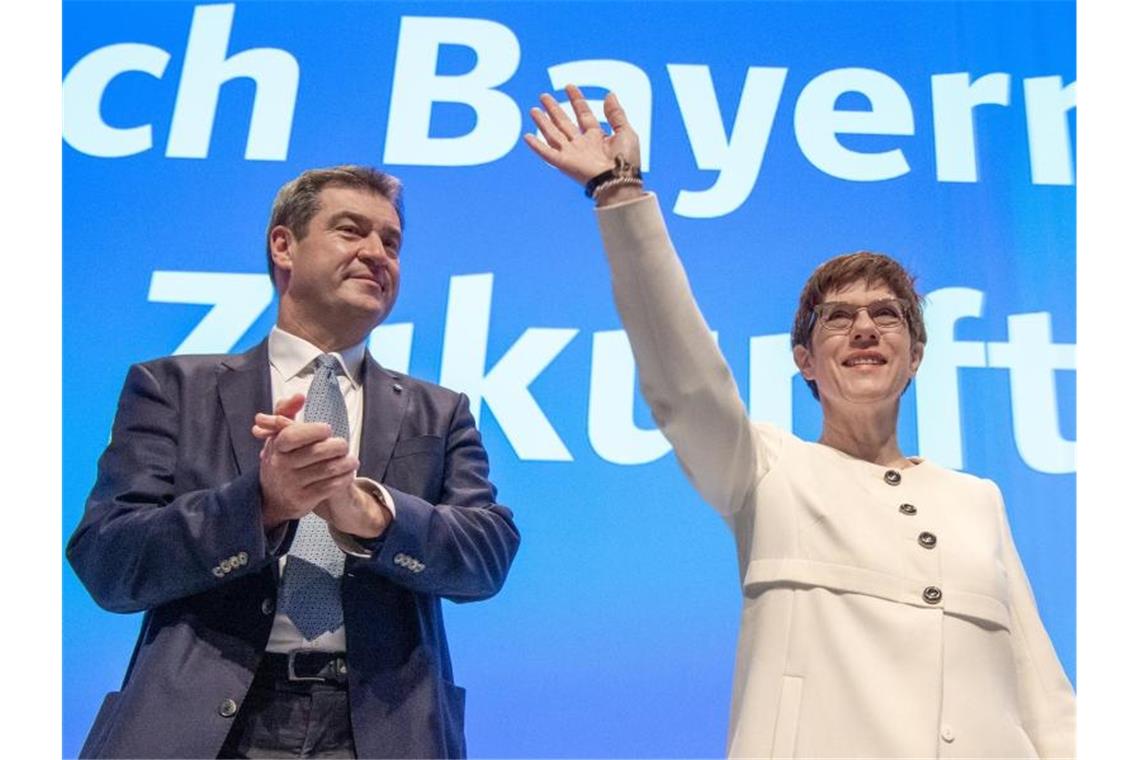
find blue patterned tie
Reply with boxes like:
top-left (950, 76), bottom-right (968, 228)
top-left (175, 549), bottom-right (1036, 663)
top-left (278, 354), bottom-right (349, 639)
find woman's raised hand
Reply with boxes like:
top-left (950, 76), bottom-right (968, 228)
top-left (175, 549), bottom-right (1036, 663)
top-left (524, 85), bottom-right (641, 186)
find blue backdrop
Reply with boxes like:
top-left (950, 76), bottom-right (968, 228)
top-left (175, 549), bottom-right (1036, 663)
top-left (63, 1), bottom-right (1075, 756)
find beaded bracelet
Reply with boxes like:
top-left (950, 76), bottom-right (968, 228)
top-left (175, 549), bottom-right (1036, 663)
top-left (591, 176), bottom-right (645, 202)
top-left (585, 156), bottom-right (642, 199)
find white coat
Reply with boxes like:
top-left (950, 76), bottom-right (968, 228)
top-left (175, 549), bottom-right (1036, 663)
top-left (595, 194), bottom-right (1074, 759)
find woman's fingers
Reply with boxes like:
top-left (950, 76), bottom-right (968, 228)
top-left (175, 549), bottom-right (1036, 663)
top-left (540, 91), bottom-right (581, 140)
top-left (522, 131), bottom-right (558, 165)
top-left (603, 92), bottom-right (630, 132)
top-left (529, 106), bottom-right (564, 150)
top-left (567, 84), bottom-right (601, 132)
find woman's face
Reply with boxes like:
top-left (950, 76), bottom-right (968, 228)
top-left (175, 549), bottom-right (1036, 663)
top-left (793, 279), bottom-right (924, 413)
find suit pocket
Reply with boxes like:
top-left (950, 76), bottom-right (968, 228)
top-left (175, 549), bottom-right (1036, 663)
top-left (392, 435), bottom-right (443, 459)
top-left (385, 436), bottom-right (445, 500)
top-left (79, 691), bottom-right (121, 759)
top-left (771, 675), bottom-right (803, 759)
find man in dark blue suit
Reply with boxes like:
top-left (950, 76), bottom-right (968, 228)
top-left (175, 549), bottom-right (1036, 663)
top-left (67, 166), bottom-right (520, 759)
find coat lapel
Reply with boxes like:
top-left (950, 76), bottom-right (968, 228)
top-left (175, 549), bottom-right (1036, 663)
top-left (217, 340), bottom-right (272, 475)
top-left (358, 356), bottom-right (409, 481)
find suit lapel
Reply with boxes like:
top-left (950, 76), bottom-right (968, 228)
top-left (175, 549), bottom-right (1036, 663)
top-left (217, 340), bottom-right (272, 475)
top-left (358, 356), bottom-right (409, 481)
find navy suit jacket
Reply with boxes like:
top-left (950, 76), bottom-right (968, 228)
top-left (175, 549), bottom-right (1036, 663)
top-left (67, 340), bottom-right (520, 759)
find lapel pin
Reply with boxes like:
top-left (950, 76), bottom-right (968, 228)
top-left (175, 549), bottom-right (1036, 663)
top-left (393, 383), bottom-right (403, 393)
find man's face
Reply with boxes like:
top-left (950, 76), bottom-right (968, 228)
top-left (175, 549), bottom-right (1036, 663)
top-left (272, 186), bottom-right (402, 329)
top-left (793, 279), bottom-right (923, 409)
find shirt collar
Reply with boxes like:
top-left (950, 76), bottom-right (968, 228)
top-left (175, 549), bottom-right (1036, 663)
top-left (268, 326), bottom-right (367, 388)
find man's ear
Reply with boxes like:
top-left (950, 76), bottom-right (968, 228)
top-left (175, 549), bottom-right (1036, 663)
top-left (793, 344), bottom-right (815, 382)
top-left (268, 225), bottom-right (295, 274)
top-left (909, 341), bottom-right (925, 376)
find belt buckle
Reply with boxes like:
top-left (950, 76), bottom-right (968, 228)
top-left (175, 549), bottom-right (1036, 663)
top-left (286, 651), bottom-right (328, 682)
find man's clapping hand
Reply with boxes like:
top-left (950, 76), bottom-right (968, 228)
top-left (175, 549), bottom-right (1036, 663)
top-left (254, 394), bottom-right (391, 538)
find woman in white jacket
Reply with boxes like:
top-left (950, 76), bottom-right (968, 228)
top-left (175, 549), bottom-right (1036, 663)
top-left (525, 86), bottom-right (1074, 759)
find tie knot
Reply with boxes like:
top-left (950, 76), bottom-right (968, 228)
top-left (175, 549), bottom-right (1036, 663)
top-left (314, 354), bottom-right (340, 374)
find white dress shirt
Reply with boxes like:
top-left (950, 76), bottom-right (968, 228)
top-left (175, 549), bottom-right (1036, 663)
top-left (264, 326), bottom-right (393, 653)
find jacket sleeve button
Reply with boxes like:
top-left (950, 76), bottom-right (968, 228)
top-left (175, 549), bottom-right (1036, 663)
top-left (218, 698), bottom-right (238, 717)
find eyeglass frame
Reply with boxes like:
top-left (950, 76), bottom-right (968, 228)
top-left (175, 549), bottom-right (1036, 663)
top-left (808, 297), bottom-right (912, 335)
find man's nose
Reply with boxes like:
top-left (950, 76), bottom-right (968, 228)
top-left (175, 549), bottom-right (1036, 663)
top-left (358, 232), bottom-right (385, 262)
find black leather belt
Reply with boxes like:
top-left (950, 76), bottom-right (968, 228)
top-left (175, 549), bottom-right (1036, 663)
top-left (262, 652), bottom-right (348, 684)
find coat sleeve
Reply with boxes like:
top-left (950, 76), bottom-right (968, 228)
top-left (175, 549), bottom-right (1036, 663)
top-left (990, 481), bottom-right (1076, 758)
top-left (355, 393), bottom-right (520, 602)
top-left (66, 362), bottom-right (274, 614)
top-left (595, 193), bottom-right (782, 517)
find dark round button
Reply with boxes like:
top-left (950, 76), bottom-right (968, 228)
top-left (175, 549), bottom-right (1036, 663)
top-left (884, 469), bottom-right (902, 486)
top-left (218, 698), bottom-right (238, 718)
top-left (918, 531), bottom-right (937, 549)
top-left (260, 598), bottom-right (275, 616)
top-left (899, 503), bottom-right (917, 515)
top-left (923, 586), bottom-right (942, 604)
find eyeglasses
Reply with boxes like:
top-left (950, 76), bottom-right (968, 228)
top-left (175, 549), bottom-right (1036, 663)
top-left (812, 298), bottom-right (909, 333)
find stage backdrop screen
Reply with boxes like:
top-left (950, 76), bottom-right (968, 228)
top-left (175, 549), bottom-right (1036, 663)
top-left (63, 2), bottom-right (1075, 756)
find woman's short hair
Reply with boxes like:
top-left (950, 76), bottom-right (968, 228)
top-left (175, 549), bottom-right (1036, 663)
top-left (265, 165), bottom-right (404, 287)
top-left (791, 251), bottom-right (927, 399)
